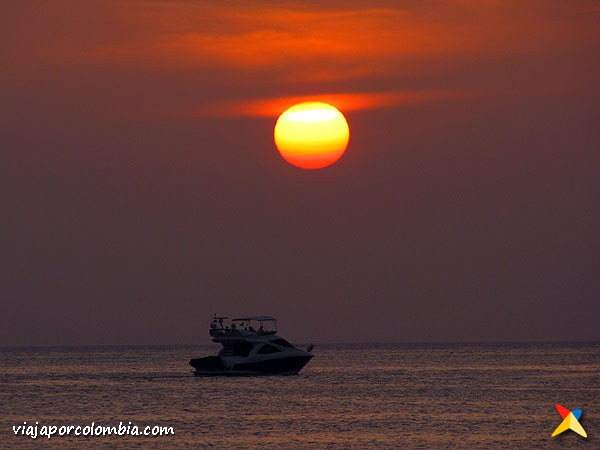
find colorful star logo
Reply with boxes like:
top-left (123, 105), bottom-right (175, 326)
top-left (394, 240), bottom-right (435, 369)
top-left (551, 404), bottom-right (587, 438)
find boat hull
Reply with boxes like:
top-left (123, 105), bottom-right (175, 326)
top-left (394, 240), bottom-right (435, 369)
top-left (190, 354), bottom-right (312, 377)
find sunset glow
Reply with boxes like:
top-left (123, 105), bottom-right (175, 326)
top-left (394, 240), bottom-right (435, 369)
top-left (3, 0), bottom-right (598, 350)
top-left (274, 102), bottom-right (350, 169)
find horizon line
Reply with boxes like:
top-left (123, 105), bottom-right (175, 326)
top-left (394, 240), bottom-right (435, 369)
top-left (2, 339), bottom-right (599, 349)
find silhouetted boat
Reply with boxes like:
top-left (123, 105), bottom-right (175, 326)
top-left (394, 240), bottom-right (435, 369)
top-left (189, 315), bottom-right (313, 376)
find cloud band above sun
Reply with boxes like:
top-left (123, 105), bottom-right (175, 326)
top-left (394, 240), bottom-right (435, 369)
top-left (6, 1), bottom-right (595, 126)
top-left (179, 89), bottom-right (476, 118)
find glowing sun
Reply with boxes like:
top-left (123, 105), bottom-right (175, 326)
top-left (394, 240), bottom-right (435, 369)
top-left (274, 102), bottom-right (350, 169)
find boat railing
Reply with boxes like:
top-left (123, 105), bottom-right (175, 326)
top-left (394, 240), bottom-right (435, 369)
top-left (210, 327), bottom-right (275, 338)
top-left (210, 315), bottom-right (277, 337)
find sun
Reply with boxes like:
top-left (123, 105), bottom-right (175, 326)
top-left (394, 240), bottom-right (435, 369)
top-left (274, 102), bottom-right (350, 169)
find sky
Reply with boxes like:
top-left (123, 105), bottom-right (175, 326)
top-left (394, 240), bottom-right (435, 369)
top-left (1, 0), bottom-right (599, 345)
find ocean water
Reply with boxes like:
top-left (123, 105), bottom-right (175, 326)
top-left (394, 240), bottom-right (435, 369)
top-left (1, 343), bottom-right (599, 449)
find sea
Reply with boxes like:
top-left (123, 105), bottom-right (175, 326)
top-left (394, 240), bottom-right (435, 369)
top-left (1, 343), bottom-right (599, 449)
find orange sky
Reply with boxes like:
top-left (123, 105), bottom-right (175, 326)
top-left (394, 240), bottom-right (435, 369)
top-left (1, 1), bottom-right (599, 345)
top-left (4, 0), bottom-right (599, 118)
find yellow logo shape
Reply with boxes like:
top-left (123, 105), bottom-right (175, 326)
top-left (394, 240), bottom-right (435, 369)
top-left (551, 404), bottom-right (587, 438)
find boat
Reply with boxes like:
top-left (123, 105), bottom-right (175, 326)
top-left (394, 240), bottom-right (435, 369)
top-left (189, 315), bottom-right (314, 376)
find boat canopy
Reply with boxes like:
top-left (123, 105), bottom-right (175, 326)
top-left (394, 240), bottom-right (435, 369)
top-left (232, 316), bottom-right (276, 322)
